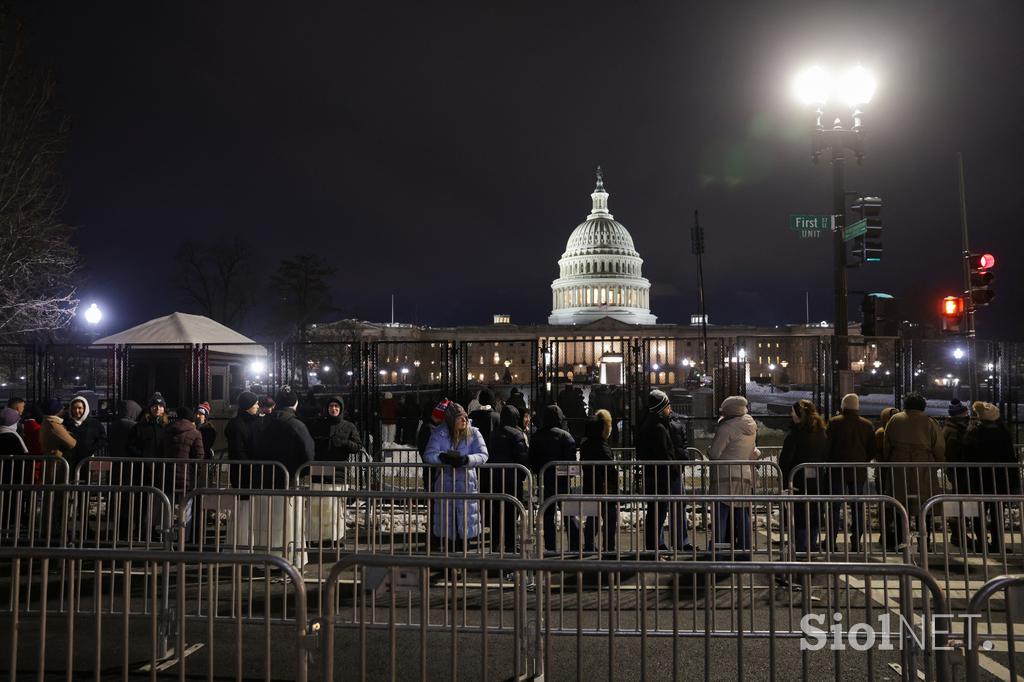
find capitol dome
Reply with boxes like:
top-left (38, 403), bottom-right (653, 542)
top-left (549, 169), bottom-right (656, 325)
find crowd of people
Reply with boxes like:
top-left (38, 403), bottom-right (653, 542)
top-left (2, 383), bottom-right (1018, 555)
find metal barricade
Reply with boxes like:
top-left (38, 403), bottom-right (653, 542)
top-left (320, 555), bottom-right (951, 682)
top-left (966, 574), bottom-right (1024, 682)
top-left (921, 494), bottom-right (1024, 670)
top-left (608, 446), bottom-right (706, 461)
top-left (536, 493), bottom-right (911, 565)
top-left (538, 459), bottom-right (784, 502)
top-left (0, 455), bottom-right (69, 486)
top-left (182, 488), bottom-right (528, 615)
top-left (0, 547), bottom-right (310, 681)
top-left (74, 456), bottom-right (290, 492)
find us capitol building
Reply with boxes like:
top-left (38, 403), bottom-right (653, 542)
top-left (310, 169), bottom-right (840, 390)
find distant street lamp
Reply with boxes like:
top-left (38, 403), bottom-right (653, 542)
top-left (83, 303), bottom-right (103, 326)
top-left (794, 63), bottom-right (876, 408)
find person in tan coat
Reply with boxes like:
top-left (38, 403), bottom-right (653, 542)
top-left (39, 398), bottom-right (76, 458)
top-left (881, 392), bottom-right (945, 545)
top-left (826, 393), bottom-right (876, 552)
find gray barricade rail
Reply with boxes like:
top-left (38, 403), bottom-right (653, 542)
top-left (966, 574), bottom-right (1024, 682)
top-left (0, 547), bottom-right (310, 682)
top-left (537, 459), bottom-right (785, 502)
top-left (0, 455), bottom-right (69, 486)
top-left (321, 555), bottom-right (951, 682)
top-left (74, 456), bottom-right (291, 494)
top-left (180, 488), bottom-right (528, 618)
top-left (920, 495), bottom-right (1024, 668)
top-left (535, 493), bottom-right (912, 566)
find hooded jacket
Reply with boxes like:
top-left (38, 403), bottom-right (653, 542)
top-left (528, 405), bottom-right (577, 477)
top-left (779, 423), bottom-right (829, 492)
top-left (41, 415), bottom-right (77, 458)
top-left (108, 400), bottom-right (142, 458)
top-left (487, 405), bottom-right (529, 467)
top-left (66, 396), bottom-right (105, 470)
top-left (826, 409), bottom-right (876, 483)
top-left (252, 407), bottom-right (315, 478)
top-left (315, 397), bottom-right (363, 461)
top-left (579, 412), bottom-right (617, 494)
top-left (963, 419), bottom-right (1020, 494)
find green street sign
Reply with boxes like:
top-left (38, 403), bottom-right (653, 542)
top-left (844, 218), bottom-right (868, 242)
top-left (789, 214), bottom-right (833, 232)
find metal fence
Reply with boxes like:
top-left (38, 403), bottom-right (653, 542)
top-left (0, 455), bottom-right (69, 486)
top-left (321, 555), bottom-right (952, 682)
top-left (966, 574), bottom-right (1024, 682)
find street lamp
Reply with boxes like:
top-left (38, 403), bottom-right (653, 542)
top-left (83, 303), bottom-right (103, 326)
top-left (953, 348), bottom-right (965, 361)
top-left (794, 63), bottom-right (876, 408)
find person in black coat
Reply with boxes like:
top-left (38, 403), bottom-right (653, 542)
top-left (485, 404), bottom-right (529, 554)
top-left (529, 404), bottom-right (577, 552)
top-left (779, 400), bottom-right (829, 553)
top-left (319, 396), bottom-right (363, 461)
top-left (469, 388), bottom-right (502, 445)
top-left (194, 402), bottom-right (217, 459)
top-left (107, 400), bottom-right (141, 459)
top-left (962, 402), bottom-right (1019, 552)
top-left (638, 390), bottom-right (678, 551)
top-left (580, 410), bottom-right (618, 552)
top-left (224, 392), bottom-right (263, 488)
top-left (251, 387), bottom-right (315, 483)
top-left (0, 407), bottom-right (28, 456)
top-left (64, 396), bottom-right (105, 473)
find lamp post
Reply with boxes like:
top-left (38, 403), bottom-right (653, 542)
top-left (953, 347), bottom-right (965, 399)
top-left (793, 64), bottom-right (876, 407)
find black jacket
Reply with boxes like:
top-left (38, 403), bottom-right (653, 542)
top-left (963, 420), bottom-right (1020, 494)
top-left (528, 405), bottom-right (576, 494)
top-left (779, 426), bottom-right (829, 492)
top-left (252, 408), bottom-right (315, 479)
top-left (107, 400), bottom-right (141, 458)
top-left (129, 414), bottom-right (167, 459)
top-left (225, 411), bottom-right (260, 461)
top-left (315, 416), bottom-right (362, 461)
top-left (637, 411), bottom-right (675, 494)
top-left (667, 412), bottom-right (691, 460)
top-left (488, 406), bottom-right (529, 467)
top-left (469, 407), bottom-right (502, 447)
top-left (0, 432), bottom-right (27, 456)
top-left (66, 416), bottom-right (105, 470)
top-left (197, 422), bottom-right (217, 458)
top-left (579, 436), bottom-right (618, 494)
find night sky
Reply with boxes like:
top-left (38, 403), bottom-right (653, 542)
top-left (13, 1), bottom-right (1024, 338)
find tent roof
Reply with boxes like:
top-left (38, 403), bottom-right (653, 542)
top-left (94, 312), bottom-right (265, 356)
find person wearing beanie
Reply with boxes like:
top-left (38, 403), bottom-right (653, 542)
top-left (943, 399), bottom-right (972, 488)
top-left (0, 407), bottom-right (28, 455)
top-left (161, 406), bottom-right (207, 494)
top-left (825, 393), bottom-right (877, 552)
top-left (486, 404), bottom-right (531, 555)
top-left (469, 388), bottom-right (501, 446)
top-left (129, 391), bottom-right (170, 459)
top-left (252, 385), bottom-right (314, 479)
top-left (708, 395), bottom-right (759, 552)
top-left (65, 395), bottom-right (105, 470)
top-left (225, 391), bottom-right (262, 470)
top-left (961, 400), bottom-right (1018, 552)
top-left (258, 396), bottom-right (276, 417)
top-left (193, 402), bottom-right (217, 459)
top-left (528, 405), bottom-right (578, 552)
top-left (880, 392), bottom-right (944, 547)
top-left (39, 398), bottom-right (77, 458)
top-left (423, 402), bottom-right (489, 550)
top-left (638, 389), bottom-right (678, 552)
top-left (416, 398), bottom-right (450, 494)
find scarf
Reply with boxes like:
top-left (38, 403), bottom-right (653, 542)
top-left (0, 424), bottom-right (28, 454)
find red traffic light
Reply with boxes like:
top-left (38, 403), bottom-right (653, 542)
top-left (977, 253), bottom-right (996, 270)
top-left (942, 296), bottom-right (964, 317)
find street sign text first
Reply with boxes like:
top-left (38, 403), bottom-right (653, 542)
top-left (789, 214), bottom-right (834, 231)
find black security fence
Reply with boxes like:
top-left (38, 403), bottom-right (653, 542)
top-left (3, 335), bottom-right (1022, 454)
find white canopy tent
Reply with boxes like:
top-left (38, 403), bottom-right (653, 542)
top-left (94, 312), bottom-right (266, 356)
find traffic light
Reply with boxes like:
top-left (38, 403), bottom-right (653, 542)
top-left (969, 252), bottom-right (996, 306)
top-left (861, 293), bottom-right (898, 336)
top-left (851, 196), bottom-right (882, 263)
top-left (941, 296), bottom-right (964, 333)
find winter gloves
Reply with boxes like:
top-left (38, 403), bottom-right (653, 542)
top-left (438, 450), bottom-right (469, 468)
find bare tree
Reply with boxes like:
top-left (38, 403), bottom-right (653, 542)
top-left (0, 13), bottom-right (80, 341)
top-left (173, 237), bottom-right (255, 330)
top-left (269, 254), bottom-right (336, 340)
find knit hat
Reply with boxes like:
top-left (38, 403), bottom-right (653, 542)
top-left (647, 389), bottom-right (670, 414)
top-left (444, 402), bottom-right (468, 434)
top-left (0, 407), bottom-right (20, 427)
top-left (174, 406), bottom-right (193, 420)
top-left (195, 402), bottom-right (212, 417)
top-left (237, 391), bottom-right (259, 411)
top-left (720, 395), bottom-right (748, 417)
top-left (149, 392), bottom-right (166, 408)
top-left (948, 399), bottom-right (969, 417)
top-left (40, 397), bottom-right (63, 416)
top-left (258, 395), bottom-right (275, 410)
top-left (972, 401), bottom-right (1000, 422)
top-left (275, 386), bottom-right (298, 409)
top-left (477, 389), bottom-right (495, 408)
top-left (841, 393), bottom-right (860, 412)
top-left (431, 398), bottom-right (451, 422)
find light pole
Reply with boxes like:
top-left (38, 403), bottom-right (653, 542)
top-left (793, 64), bottom-right (876, 407)
top-left (953, 347), bottom-right (965, 400)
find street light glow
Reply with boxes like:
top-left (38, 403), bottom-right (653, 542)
top-left (793, 65), bottom-right (830, 105)
top-left (83, 303), bottom-right (103, 325)
top-left (249, 360), bottom-right (265, 374)
top-left (839, 65), bottom-right (876, 106)
top-left (953, 348), bottom-right (965, 360)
